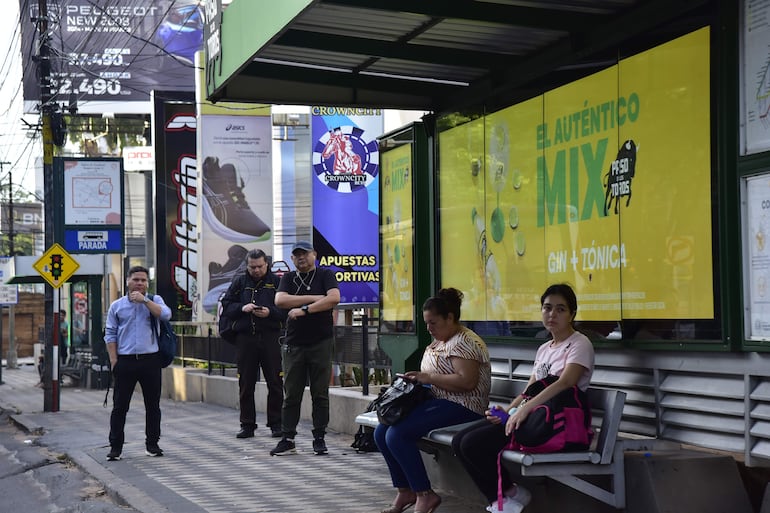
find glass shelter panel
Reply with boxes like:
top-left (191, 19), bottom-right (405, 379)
top-left (437, 27), bottom-right (720, 342)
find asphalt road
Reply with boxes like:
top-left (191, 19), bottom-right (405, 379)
top-left (0, 410), bottom-right (136, 513)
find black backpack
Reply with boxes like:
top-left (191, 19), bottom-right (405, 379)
top-left (351, 394), bottom-right (382, 453)
top-left (217, 311), bottom-right (237, 344)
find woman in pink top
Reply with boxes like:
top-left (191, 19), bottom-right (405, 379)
top-left (452, 283), bottom-right (595, 513)
top-left (375, 288), bottom-right (491, 513)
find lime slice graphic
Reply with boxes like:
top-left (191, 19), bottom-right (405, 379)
top-left (509, 206), bottom-right (519, 229)
top-left (515, 231), bottom-right (526, 256)
top-left (490, 207), bottom-right (505, 243)
top-left (512, 169), bottom-right (522, 190)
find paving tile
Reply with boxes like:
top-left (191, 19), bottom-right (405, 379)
top-left (0, 361), bottom-right (482, 513)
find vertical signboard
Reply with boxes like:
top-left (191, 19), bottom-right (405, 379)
top-left (381, 142), bottom-right (414, 323)
top-left (153, 92), bottom-right (197, 320)
top-left (198, 114), bottom-right (274, 316)
top-left (57, 157), bottom-right (125, 254)
top-left (311, 108), bottom-right (383, 304)
top-left (195, 53), bottom-right (273, 320)
top-left (203, 0), bottom-right (223, 97)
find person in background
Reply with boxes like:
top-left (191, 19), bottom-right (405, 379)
top-left (220, 249), bottom-right (286, 439)
top-left (59, 310), bottom-right (69, 364)
top-left (104, 265), bottom-right (172, 462)
top-left (270, 241), bottom-right (340, 456)
top-left (375, 288), bottom-right (491, 513)
top-left (452, 283), bottom-right (595, 513)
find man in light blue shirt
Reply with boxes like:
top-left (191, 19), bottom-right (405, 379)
top-left (104, 265), bottom-right (172, 461)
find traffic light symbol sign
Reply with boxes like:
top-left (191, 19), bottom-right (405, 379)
top-left (33, 244), bottom-right (79, 289)
top-left (50, 254), bottom-right (63, 280)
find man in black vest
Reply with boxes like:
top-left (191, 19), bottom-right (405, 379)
top-left (221, 249), bottom-right (286, 438)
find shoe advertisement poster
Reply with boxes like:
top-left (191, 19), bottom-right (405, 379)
top-left (20, 0), bottom-right (203, 114)
top-left (199, 114), bottom-right (273, 317)
top-left (438, 27), bottom-right (713, 323)
top-left (311, 109), bottom-right (383, 304)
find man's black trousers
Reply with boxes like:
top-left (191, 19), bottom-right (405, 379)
top-left (236, 330), bottom-right (283, 430)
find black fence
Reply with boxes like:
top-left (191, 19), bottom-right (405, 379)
top-left (173, 307), bottom-right (391, 395)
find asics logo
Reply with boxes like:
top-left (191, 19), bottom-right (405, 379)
top-left (166, 115), bottom-right (197, 130)
top-left (225, 124), bottom-right (245, 131)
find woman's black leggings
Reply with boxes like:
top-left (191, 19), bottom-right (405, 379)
top-left (451, 420), bottom-right (514, 503)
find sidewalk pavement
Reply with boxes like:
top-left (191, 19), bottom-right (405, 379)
top-left (0, 361), bottom-right (483, 513)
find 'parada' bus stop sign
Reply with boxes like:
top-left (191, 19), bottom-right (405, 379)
top-left (33, 243), bottom-right (80, 289)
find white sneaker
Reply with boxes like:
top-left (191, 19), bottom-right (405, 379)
top-left (485, 486), bottom-right (531, 513)
top-left (510, 485), bottom-right (531, 508)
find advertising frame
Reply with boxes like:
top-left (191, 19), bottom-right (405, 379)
top-left (380, 139), bottom-right (416, 330)
top-left (20, 0), bottom-right (202, 114)
top-left (311, 108), bottom-right (383, 305)
top-left (743, 171), bottom-right (770, 341)
top-left (435, 27), bottom-right (723, 344)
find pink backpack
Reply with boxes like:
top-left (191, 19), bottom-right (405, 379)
top-left (509, 379), bottom-right (592, 452)
top-left (495, 377), bottom-right (593, 509)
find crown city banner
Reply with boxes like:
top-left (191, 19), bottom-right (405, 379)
top-left (311, 107), bottom-right (383, 304)
top-left (439, 27), bottom-right (713, 322)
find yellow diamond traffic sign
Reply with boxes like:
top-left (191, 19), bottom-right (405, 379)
top-left (33, 243), bottom-right (80, 289)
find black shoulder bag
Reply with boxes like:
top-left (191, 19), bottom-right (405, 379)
top-left (372, 377), bottom-right (434, 426)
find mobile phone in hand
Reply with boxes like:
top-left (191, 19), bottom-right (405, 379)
top-left (489, 407), bottom-right (509, 423)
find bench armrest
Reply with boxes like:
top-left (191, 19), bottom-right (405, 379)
top-left (502, 449), bottom-right (601, 466)
top-left (355, 410), bottom-right (379, 428)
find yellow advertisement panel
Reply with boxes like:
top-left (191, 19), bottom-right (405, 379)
top-left (438, 27), bottom-right (713, 321)
top-left (381, 143), bottom-right (415, 322)
top-left (485, 97), bottom-right (547, 320)
top-left (541, 67), bottom-right (622, 320)
top-left (617, 28), bottom-right (713, 319)
top-left (439, 118), bottom-right (487, 320)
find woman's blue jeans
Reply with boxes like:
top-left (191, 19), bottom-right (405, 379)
top-left (374, 398), bottom-right (482, 492)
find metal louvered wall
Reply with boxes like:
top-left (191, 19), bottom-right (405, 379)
top-left (488, 343), bottom-right (770, 467)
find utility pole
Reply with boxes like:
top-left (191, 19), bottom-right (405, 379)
top-left (37, 0), bottom-right (59, 412)
top-left (3, 163), bottom-right (15, 255)
top-left (0, 162), bottom-right (10, 254)
top-left (2, 162), bottom-right (17, 370)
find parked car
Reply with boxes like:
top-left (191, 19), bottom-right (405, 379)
top-left (270, 260), bottom-right (290, 278)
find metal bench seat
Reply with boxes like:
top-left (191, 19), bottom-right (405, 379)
top-left (354, 379), bottom-right (673, 509)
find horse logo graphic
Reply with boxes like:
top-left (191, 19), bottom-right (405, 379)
top-left (322, 128), bottom-right (363, 175)
top-left (312, 125), bottom-right (379, 193)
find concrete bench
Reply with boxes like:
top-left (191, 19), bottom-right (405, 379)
top-left (355, 378), bottom-right (672, 509)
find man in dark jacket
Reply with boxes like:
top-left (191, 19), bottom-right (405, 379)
top-left (220, 249), bottom-right (286, 438)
